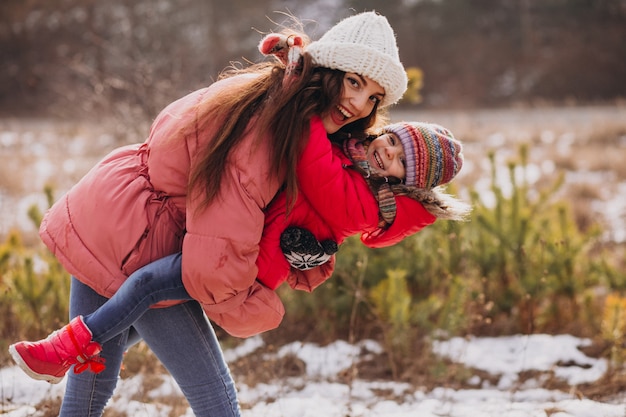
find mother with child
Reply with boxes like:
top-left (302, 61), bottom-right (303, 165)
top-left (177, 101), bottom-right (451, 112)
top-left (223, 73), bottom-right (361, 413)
top-left (10, 10), bottom-right (469, 417)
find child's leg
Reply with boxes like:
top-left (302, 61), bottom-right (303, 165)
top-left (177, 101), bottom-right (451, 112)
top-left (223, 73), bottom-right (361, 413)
top-left (9, 253), bottom-right (191, 385)
top-left (59, 278), bottom-right (129, 416)
top-left (84, 252), bottom-right (190, 344)
top-left (62, 275), bottom-right (241, 416)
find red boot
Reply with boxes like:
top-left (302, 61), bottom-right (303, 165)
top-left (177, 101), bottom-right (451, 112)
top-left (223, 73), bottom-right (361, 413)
top-left (9, 316), bottom-right (106, 384)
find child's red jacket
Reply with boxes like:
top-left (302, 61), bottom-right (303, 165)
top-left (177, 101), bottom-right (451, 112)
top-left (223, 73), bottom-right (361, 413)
top-left (257, 116), bottom-right (436, 292)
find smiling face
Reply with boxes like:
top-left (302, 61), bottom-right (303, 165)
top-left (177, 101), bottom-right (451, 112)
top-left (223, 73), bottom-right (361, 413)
top-left (365, 132), bottom-right (407, 180)
top-left (321, 73), bottom-right (385, 134)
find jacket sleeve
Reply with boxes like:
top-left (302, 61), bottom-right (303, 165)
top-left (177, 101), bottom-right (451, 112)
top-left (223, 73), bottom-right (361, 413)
top-left (202, 281), bottom-right (285, 338)
top-left (286, 255), bottom-right (336, 292)
top-left (296, 117), bottom-right (380, 236)
top-left (179, 85), bottom-right (286, 337)
top-left (256, 191), bottom-right (292, 290)
top-left (360, 196), bottom-right (436, 248)
top-left (181, 168), bottom-right (286, 337)
top-left (257, 184), bottom-right (338, 291)
top-left (299, 118), bottom-right (437, 249)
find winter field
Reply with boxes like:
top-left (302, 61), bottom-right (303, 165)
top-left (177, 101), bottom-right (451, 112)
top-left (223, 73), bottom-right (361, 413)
top-left (1, 334), bottom-right (625, 416)
top-left (1, 105), bottom-right (625, 416)
top-left (1, 105), bottom-right (625, 242)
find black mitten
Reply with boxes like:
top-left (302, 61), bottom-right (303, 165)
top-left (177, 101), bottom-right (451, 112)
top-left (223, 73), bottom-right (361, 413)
top-left (280, 227), bottom-right (338, 270)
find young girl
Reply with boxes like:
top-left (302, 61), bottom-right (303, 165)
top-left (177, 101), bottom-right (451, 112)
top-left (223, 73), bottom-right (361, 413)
top-left (10, 119), bottom-right (470, 386)
top-left (10, 11), bottom-right (410, 417)
top-left (261, 119), bottom-right (470, 292)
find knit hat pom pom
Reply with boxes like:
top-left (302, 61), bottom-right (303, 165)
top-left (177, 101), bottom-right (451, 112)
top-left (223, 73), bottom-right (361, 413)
top-left (259, 33), bottom-right (303, 65)
top-left (259, 34), bottom-right (288, 61)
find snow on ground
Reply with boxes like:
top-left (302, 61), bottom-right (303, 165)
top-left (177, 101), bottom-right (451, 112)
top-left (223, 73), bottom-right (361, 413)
top-left (1, 334), bottom-right (625, 416)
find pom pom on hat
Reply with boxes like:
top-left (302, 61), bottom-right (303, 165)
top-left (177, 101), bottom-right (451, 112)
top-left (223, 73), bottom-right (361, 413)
top-left (259, 34), bottom-right (291, 62)
top-left (258, 33), bottom-right (304, 65)
top-left (307, 11), bottom-right (407, 108)
top-left (382, 122), bottom-right (464, 189)
top-left (259, 33), bottom-right (304, 85)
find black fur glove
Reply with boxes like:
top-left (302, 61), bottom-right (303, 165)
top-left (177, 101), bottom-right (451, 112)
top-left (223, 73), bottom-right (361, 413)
top-left (280, 227), bottom-right (338, 270)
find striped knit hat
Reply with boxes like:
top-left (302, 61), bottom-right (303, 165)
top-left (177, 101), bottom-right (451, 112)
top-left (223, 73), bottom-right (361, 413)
top-left (382, 122), bottom-right (464, 188)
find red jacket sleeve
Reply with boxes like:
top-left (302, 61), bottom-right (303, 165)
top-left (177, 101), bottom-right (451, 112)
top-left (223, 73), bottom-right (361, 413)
top-left (360, 196), bottom-right (436, 248)
top-left (257, 186), bottom-right (337, 290)
top-left (295, 117), bottom-right (380, 237)
top-left (256, 192), bottom-right (292, 290)
top-left (297, 117), bottom-right (436, 246)
top-left (256, 117), bottom-right (377, 291)
top-left (286, 255), bottom-right (336, 292)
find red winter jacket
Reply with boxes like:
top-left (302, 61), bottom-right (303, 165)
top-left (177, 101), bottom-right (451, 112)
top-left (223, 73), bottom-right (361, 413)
top-left (256, 117), bottom-right (436, 292)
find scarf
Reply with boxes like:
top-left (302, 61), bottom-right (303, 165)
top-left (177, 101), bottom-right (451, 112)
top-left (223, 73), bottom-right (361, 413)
top-left (343, 138), bottom-right (397, 227)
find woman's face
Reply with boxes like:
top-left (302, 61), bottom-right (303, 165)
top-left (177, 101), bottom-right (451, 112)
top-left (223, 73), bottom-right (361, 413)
top-left (322, 73), bottom-right (385, 134)
top-left (366, 132), bottom-right (407, 180)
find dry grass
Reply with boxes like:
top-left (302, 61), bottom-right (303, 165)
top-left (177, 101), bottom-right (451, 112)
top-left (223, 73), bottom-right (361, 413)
top-left (394, 105), bottom-right (626, 242)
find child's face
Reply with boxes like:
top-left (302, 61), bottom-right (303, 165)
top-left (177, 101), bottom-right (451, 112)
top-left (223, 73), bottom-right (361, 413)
top-left (366, 133), bottom-right (407, 180)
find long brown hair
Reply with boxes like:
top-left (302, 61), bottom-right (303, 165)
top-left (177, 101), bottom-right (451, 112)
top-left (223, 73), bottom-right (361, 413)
top-left (186, 44), bottom-right (382, 212)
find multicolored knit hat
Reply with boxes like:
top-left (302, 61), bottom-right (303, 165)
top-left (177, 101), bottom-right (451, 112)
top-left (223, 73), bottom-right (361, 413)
top-left (307, 11), bottom-right (407, 108)
top-left (382, 122), bottom-right (464, 188)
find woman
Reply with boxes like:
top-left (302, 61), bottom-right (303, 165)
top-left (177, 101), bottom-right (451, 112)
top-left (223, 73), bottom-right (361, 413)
top-left (16, 11), bottom-right (408, 417)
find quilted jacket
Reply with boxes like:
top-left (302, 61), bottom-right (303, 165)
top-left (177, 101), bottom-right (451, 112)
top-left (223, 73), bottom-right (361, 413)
top-left (40, 75), bottom-right (286, 338)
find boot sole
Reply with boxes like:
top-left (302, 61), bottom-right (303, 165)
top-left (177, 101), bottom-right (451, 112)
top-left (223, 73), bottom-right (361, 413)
top-left (8, 344), bottom-right (64, 384)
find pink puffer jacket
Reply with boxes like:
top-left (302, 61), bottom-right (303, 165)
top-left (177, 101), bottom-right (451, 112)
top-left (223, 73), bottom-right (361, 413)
top-left (40, 75), bottom-right (286, 338)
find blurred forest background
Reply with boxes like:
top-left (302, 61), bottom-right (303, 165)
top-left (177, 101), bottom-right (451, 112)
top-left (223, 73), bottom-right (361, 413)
top-left (2, 0), bottom-right (626, 403)
top-left (1, 0), bottom-right (625, 119)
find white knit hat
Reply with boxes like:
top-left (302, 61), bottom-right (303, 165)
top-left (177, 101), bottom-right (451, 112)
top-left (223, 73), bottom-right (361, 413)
top-left (307, 11), bottom-right (407, 108)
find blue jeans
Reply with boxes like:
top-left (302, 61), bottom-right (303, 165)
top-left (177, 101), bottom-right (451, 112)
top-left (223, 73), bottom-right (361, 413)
top-left (61, 254), bottom-right (241, 417)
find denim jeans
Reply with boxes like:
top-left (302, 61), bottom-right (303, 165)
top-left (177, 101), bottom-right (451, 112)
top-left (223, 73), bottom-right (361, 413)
top-left (61, 254), bottom-right (241, 417)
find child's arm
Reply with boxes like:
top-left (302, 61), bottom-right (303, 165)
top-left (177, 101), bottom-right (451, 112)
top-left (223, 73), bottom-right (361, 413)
top-left (298, 118), bottom-right (437, 245)
top-left (296, 117), bottom-right (380, 233)
top-left (257, 187), bottom-right (338, 291)
top-left (286, 255), bottom-right (336, 292)
top-left (361, 195), bottom-right (436, 248)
